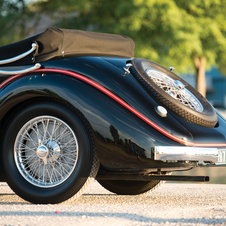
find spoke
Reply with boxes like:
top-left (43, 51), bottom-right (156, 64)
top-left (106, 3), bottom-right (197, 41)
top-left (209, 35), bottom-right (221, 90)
top-left (36, 159), bottom-right (43, 183)
top-left (57, 163), bottom-right (64, 179)
top-left (20, 154), bottom-right (37, 166)
top-left (46, 119), bottom-right (57, 144)
top-left (19, 153), bottom-right (37, 164)
top-left (61, 146), bottom-right (77, 151)
top-left (26, 158), bottom-right (40, 177)
top-left (60, 138), bottom-right (76, 150)
top-left (31, 159), bottom-right (42, 179)
top-left (59, 161), bottom-right (76, 170)
top-left (59, 163), bottom-right (70, 175)
top-left (60, 152), bottom-right (77, 160)
top-left (24, 129), bottom-right (38, 147)
top-left (29, 122), bottom-right (42, 143)
top-left (49, 159), bottom-right (63, 179)
top-left (42, 118), bottom-right (50, 143)
top-left (61, 144), bottom-right (77, 149)
top-left (59, 155), bottom-right (77, 166)
top-left (50, 166), bottom-right (56, 183)
top-left (61, 152), bottom-right (77, 158)
top-left (52, 166), bottom-right (61, 181)
top-left (25, 157), bottom-right (39, 173)
top-left (61, 151), bottom-right (77, 157)
top-left (35, 121), bottom-right (42, 141)
top-left (55, 129), bottom-right (71, 142)
top-left (50, 161), bottom-right (63, 179)
top-left (49, 163), bottom-right (58, 182)
top-left (59, 159), bottom-right (76, 168)
top-left (50, 120), bottom-right (60, 140)
top-left (42, 163), bottom-right (46, 183)
top-left (58, 157), bottom-right (72, 173)
top-left (45, 163), bottom-right (53, 184)
top-left (16, 145), bottom-right (36, 152)
top-left (20, 134), bottom-right (37, 149)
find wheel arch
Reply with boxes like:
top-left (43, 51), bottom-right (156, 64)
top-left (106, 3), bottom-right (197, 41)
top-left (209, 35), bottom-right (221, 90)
top-left (0, 73), bottom-right (100, 182)
top-left (0, 72), bottom-right (95, 132)
top-left (0, 70), bottom-right (160, 173)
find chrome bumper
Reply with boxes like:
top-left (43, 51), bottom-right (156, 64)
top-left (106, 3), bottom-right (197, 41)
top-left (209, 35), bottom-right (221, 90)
top-left (155, 146), bottom-right (226, 163)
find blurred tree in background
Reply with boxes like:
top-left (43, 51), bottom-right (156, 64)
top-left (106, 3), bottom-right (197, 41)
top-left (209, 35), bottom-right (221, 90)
top-left (1, 0), bottom-right (226, 97)
top-left (0, 0), bottom-right (33, 45)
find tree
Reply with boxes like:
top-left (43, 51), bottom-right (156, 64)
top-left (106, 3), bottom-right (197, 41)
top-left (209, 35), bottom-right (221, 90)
top-left (0, 0), bottom-right (24, 45)
top-left (7, 0), bottom-right (226, 97)
top-left (176, 1), bottom-right (226, 97)
top-left (0, 0), bottom-right (39, 47)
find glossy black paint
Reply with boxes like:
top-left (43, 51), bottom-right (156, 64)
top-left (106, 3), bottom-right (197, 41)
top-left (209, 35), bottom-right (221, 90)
top-left (0, 70), bottom-right (183, 171)
top-left (42, 57), bottom-right (226, 144)
top-left (43, 57), bottom-right (194, 141)
top-left (0, 56), bottom-right (225, 173)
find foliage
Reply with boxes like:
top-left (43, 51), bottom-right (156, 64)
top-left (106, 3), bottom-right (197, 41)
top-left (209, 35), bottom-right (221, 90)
top-left (176, 1), bottom-right (226, 72)
top-left (31, 0), bottom-right (226, 75)
top-left (2, 0), bottom-right (226, 95)
top-left (0, 0), bottom-right (36, 46)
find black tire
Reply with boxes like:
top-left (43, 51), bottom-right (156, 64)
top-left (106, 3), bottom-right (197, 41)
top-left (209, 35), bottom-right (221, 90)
top-left (98, 179), bottom-right (164, 195)
top-left (130, 58), bottom-right (218, 128)
top-left (1, 100), bottom-right (99, 204)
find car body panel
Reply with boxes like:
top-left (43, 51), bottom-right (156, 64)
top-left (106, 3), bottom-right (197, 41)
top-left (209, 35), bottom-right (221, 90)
top-left (0, 57), bottom-right (226, 173)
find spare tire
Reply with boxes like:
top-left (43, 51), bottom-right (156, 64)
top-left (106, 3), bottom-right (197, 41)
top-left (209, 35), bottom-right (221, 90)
top-left (130, 58), bottom-right (218, 128)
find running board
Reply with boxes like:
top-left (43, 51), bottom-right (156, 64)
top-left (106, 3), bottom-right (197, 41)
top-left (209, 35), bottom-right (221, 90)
top-left (96, 173), bottom-right (209, 182)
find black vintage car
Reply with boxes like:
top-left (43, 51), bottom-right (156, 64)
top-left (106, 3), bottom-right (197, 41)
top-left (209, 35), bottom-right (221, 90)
top-left (0, 28), bottom-right (225, 204)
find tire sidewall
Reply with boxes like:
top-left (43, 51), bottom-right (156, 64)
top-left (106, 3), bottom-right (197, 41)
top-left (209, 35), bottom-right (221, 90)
top-left (1, 101), bottom-right (93, 204)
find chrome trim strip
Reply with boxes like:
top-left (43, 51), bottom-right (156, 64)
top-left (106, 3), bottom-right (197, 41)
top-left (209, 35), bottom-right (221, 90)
top-left (155, 146), bottom-right (225, 163)
top-left (218, 149), bottom-right (226, 163)
top-left (0, 43), bottom-right (37, 65)
top-left (0, 63), bottom-right (41, 75)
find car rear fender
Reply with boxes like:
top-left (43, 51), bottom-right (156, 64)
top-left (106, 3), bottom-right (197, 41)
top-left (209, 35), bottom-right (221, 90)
top-left (0, 70), bottom-right (191, 170)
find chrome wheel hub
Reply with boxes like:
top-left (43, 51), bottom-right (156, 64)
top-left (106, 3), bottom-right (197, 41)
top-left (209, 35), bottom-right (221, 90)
top-left (14, 116), bottom-right (78, 188)
top-left (146, 69), bottom-right (203, 112)
top-left (36, 145), bottom-right (49, 158)
top-left (46, 140), bottom-right (61, 162)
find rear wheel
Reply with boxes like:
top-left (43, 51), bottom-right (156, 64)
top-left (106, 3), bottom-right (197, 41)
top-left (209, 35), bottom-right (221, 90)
top-left (1, 100), bottom-right (99, 204)
top-left (98, 179), bottom-right (164, 195)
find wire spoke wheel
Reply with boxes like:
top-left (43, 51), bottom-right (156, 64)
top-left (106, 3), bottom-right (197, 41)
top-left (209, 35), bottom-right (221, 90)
top-left (2, 101), bottom-right (99, 204)
top-left (146, 69), bottom-right (203, 113)
top-left (14, 116), bottom-right (78, 188)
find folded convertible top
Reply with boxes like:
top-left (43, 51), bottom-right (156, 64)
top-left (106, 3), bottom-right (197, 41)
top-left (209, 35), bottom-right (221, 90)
top-left (0, 27), bottom-right (135, 66)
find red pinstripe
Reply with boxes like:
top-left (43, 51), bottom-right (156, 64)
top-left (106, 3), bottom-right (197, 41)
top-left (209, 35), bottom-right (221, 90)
top-left (2, 68), bottom-right (226, 148)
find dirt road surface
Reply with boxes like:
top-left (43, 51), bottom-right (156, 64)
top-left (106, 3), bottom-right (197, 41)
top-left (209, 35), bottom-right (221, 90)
top-left (0, 181), bottom-right (226, 226)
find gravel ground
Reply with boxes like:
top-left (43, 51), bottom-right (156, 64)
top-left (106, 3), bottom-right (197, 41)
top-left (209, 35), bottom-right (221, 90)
top-left (0, 181), bottom-right (226, 226)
